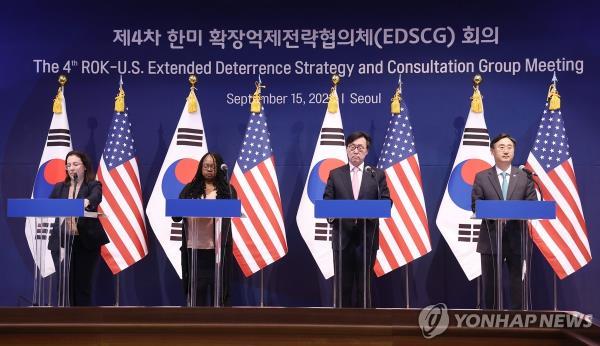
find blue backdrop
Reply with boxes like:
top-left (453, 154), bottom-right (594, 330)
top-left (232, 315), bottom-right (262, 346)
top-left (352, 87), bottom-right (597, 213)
top-left (1, 1), bottom-right (598, 315)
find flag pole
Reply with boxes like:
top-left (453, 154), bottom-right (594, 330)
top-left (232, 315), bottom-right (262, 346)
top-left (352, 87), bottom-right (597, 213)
top-left (114, 273), bottom-right (120, 306)
top-left (405, 263), bottom-right (410, 308)
top-left (260, 270), bottom-right (264, 307)
top-left (553, 274), bottom-right (558, 311)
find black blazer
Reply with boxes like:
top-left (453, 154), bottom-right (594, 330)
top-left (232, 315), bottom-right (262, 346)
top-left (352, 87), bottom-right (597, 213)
top-left (47, 180), bottom-right (110, 251)
top-left (323, 164), bottom-right (390, 251)
top-left (471, 166), bottom-right (537, 255)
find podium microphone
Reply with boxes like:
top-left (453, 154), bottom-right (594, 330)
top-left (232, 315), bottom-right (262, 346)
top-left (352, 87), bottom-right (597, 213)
top-left (220, 163), bottom-right (228, 172)
top-left (518, 165), bottom-right (538, 177)
top-left (365, 166), bottom-right (380, 200)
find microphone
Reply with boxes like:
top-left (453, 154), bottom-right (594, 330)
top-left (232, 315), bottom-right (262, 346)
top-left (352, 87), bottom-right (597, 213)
top-left (220, 163), bottom-right (228, 171)
top-left (365, 166), bottom-right (380, 200)
top-left (518, 165), bottom-right (538, 177)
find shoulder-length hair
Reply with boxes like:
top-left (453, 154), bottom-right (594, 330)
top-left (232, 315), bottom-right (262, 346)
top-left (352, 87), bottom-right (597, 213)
top-left (63, 150), bottom-right (95, 183)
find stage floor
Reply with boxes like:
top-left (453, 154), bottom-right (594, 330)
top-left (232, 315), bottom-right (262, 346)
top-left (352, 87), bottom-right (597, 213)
top-left (0, 307), bottom-right (598, 345)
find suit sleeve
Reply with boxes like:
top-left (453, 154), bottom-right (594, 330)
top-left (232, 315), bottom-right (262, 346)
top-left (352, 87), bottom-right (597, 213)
top-left (471, 173), bottom-right (484, 213)
top-left (49, 183), bottom-right (62, 199)
top-left (526, 176), bottom-right (538, 201)
top-left (85, 181), bottom-right (103, 210)
top-left (323, 171), bottom-right (336, 200)
top-left (378, 170), bottom-right (390, 200)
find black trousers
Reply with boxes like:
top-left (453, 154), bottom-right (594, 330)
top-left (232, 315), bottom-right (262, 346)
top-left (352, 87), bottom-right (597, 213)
top-left (333, 224), bottom-right (376, 308)
top-left (184, 248), bottom-right (216, 307)
top-left (51, 237), bottom-right (100, 306)
top-left (481, 253), bottom-right (522, 310)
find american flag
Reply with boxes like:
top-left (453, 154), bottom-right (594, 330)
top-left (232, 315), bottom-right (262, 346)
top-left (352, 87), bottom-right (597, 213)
top-left (97, 93), bottom-right (149, 274)
top-left (230, 106), bottom-right (287, 276)
top-left (526, 90), bottom-right (591, 279)
top-left (374, 98), bottom-right (431, 276)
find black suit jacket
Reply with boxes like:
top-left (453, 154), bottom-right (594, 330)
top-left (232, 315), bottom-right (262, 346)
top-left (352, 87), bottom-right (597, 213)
top-left (323, 164), bottom-right (390, 251)
top-left (48, 180), bottom-right (110, 251)
top-left (471, 166), bottom-right (537, 255)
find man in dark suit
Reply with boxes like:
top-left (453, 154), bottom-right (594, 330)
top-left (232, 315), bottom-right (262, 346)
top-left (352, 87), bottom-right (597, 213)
top-left (323, 131), bottom-right (390, 308)
top-left (471, 133), bottom-right (537, 310)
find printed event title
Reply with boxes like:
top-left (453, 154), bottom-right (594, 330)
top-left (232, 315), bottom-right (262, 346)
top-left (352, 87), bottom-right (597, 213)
top-left (112, 26), bottom-right (499, 50)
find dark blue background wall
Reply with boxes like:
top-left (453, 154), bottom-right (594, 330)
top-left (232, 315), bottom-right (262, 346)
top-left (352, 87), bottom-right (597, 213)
top-left (1, 1), bottom-right (598, 315)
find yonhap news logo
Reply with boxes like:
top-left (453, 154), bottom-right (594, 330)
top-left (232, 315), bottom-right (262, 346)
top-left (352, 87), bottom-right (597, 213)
top-left (418, 303), bottom-right (450, 339)
top-left (418, 303), bottom-right (593, 339)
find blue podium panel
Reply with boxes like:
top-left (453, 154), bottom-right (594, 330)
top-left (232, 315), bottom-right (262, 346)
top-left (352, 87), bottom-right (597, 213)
top-left (7, 199), bottom-right (84, 217)
top-left (475, 200), bottom-right (556, 220)
top-left (165, 199), bottom-right (241, 218)
top-left (314, 200), bottom-right (391, 219)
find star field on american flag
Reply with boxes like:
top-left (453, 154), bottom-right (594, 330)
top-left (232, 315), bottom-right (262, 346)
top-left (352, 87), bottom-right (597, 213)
top-left (237, 109), bottom-right (272, 171)
top-left (531, 105), bottom-right (570, 171)
top-left (377, 107), bottom-right (416, 170)
top-left (103, 110), bottom-right (136, 168)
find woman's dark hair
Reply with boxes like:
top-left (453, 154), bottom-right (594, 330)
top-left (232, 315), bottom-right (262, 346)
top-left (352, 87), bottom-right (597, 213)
top-left (63, 150), bottom-right (95, 183)
top-left (179, 152), bottom-right (231, 199)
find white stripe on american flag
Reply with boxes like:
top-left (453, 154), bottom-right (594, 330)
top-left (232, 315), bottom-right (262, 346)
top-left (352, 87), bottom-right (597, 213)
top-left (393, 158), bottom-right (430, 251)
top-left (100, 159), bottom-right (146, 256)
top-left (375, 154), bottom-right (430, 276)
top-left (98, 158), bottom-right (147, 273)
top-left (529, 157), bottom-right (589, 261)
top-left (233, 165), bottom-right (276, 262)
top-left (231, 226), bottom-right (260, 273)
top-left (249, 164), bottom-right (286, 256)
top-left (531, 221), bottom-right (574, 275)
top-left (263, 158), bottom-right (286, 239)
top-left (527, 156), bottom-right (590, 277)
top-left (378, 222), bottom-right (407, 265)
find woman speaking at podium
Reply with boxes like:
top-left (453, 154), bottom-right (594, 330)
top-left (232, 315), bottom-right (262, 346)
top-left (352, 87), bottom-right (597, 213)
top-left (47, 150), bottom-right (109, 306)
top-left (172, 152), bottom-right (236, 307)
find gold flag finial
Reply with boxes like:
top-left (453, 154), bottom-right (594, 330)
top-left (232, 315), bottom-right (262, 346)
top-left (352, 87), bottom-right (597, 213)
top-left (547, 81), bottom-right (561, 111)
top-left (470, 74), bottom-right (483, 113)
top-left (250, 80), bottom-right (265, 113)
top-left (391, 87), bottom-right (402, 115)
top-left (114, 80), bottom-right (125, 113)
top-left (327, 73), bottom-right (340, 113)
top-left (52, 75), bottom-right (67, 114)
top-left (187, 75), bottom-right (198, 113)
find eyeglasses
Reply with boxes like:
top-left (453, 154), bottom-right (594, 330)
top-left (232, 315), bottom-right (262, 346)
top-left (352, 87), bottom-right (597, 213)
top-left (65, 162), bottom-right (82, 169)
top-left (347, 144), bottom-right (366, 152)
top-left (494, 145), bottom-right (514, 151)
top-left (202, 164), bottom-right (216, 170)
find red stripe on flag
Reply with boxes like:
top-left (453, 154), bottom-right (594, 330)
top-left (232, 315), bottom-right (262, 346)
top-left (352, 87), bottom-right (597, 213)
top-left (393, 163), bottom-right (429, 252)
top-left (256, 160), bottom-right (287, 252)
top-left (374, 260), bottom-right (384, 277)
top-left (383, 213), bottom-right (413, 263)
top-left (97, 169), bottom-right (136, 266)
top-left (547, 169), bottom-right (586, 234)
top-left (108, 167), bottom-right (146, 258)
top-left (100, 245), bottom-right (121, 274)
top-left (123, 160), bottom-right (149, 244)
top-left (241, 170), bottom-right (281, 260)
top-left (407, 155), bottom-right (423, 189)
top-left (232, 241), bottom-right (253, 277)
top-left (555, 206), bottom-right (591, 262)
top-left (376, 231), bottom-right (399, 276)
top-left (537, 219), bottom-right (580, 271)
top-left (561, 161), bottom-right (579, 195)
top-left (529, 224), bottom-right (568, 279)
top-left (230, 175), bottom-right (268, 269)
